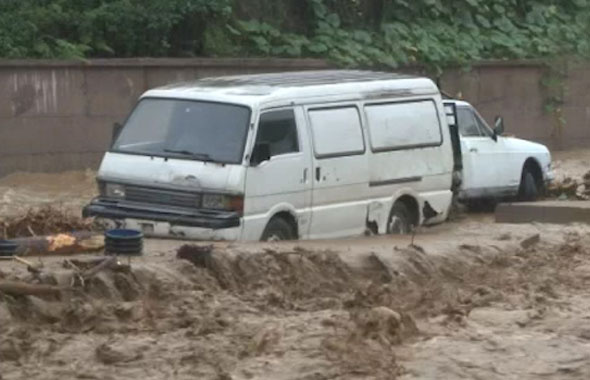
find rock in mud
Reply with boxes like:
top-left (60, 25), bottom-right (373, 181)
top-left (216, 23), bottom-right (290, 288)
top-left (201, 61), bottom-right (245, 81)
top-left (250, 325), bottom-right (283, 356)
top-left (579, 329), bottom-right (590, 341)
top-left (520, 234), bottom-right (541, 249)
top-left (0, 302), bottom-right (12, 325)
top-left (357, 306), bottom-right (404, 345)
top-left (0, 338), bottom-right (22, 362)
top-left (95, 343), bottom-right (142, 365)
top-left (27, 295), bottom-right (63, 323)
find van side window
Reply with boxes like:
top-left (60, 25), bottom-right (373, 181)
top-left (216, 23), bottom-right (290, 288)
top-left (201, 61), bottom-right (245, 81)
top-left (308, 107), bottom-right (365, 157)
top-left (256, 109), bottom-right (299, 157)
top-left (457, 107), bottom-right (483, 137)
top-left (364, 100), bottom-right (442, 152)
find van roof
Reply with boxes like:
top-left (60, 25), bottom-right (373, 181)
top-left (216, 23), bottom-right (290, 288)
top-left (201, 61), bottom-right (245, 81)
top-left (172, 70), bottom-right (414, 88)
top-left (143, 70), bottom-right (440, 107)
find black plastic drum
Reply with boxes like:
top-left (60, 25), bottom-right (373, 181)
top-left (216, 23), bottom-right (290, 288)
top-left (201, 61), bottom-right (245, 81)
top-left (0, 240), bottom-right (18, 257)
top-left (104, 229), bottom-right (143, 256)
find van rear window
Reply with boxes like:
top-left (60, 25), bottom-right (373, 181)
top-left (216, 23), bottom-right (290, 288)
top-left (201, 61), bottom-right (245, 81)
top-left (365, 100), bottom-right (442, 152)
top-left (308, 107), bottom-right (365, 158)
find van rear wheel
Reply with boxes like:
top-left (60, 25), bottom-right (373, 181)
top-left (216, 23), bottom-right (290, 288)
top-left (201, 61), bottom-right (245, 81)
top-left (261, 217), bottom-right (295, 241)
top-left (387, 203), bottom-right (413, 235)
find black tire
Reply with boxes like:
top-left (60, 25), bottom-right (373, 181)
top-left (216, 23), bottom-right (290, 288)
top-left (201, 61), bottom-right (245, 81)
top-left (387, 203), bottom-right (413, 235)
top-left (518, 170), bottom-right (538, 202)
top-left (261, 217), bottom-right (295, 241)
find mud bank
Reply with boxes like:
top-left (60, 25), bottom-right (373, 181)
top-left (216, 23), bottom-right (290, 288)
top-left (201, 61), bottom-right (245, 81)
top-left (1, 222), bottom-right (589, 380)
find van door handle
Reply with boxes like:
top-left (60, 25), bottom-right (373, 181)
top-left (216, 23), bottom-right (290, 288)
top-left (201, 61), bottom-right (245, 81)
top-left (316, 167), bottom-right (321, 181)
top-left (470, 148), bottom-right (478, 153)
top-left (303, 168), bottom-right (308, 183)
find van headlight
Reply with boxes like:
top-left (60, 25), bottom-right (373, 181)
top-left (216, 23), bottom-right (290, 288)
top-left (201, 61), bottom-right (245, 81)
top-left (202, 194), bottom-right (225, 209)
top-left (105, 183), bottom-right (126, 199)
top-left (202, 193), bottom-right (244, 214)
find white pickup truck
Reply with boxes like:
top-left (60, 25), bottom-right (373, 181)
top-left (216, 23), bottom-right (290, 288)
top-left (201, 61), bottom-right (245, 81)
top-left (445, 100), bottom-right (554, 203)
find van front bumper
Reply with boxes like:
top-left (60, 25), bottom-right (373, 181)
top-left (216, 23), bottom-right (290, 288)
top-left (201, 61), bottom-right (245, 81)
top-left (83, 198), bottom-right (241, 230)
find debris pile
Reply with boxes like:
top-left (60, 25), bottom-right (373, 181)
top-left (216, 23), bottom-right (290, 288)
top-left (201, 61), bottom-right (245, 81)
top-left (0, 206), bottom-right (96, 239)
top-left (547, 170), bottom-right (590, 200)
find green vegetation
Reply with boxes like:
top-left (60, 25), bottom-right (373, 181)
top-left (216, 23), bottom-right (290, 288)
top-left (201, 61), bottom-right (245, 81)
top-left (1, 0), bottom-right (590, 69)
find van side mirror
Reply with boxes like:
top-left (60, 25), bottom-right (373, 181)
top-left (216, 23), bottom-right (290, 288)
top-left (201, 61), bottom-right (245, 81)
top-left (112, 122), bottom-right (123, 145)
top-left (251, 143), bottom-right (271, 166)
top-left (493, 116), bottom-right (505, 140)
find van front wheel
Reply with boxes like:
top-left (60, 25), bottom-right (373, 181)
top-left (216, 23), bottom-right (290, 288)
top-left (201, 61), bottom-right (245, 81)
top-left (261, 217), bottom-right (295, 241)
top-left (387, 203), bottom-right (412, 235)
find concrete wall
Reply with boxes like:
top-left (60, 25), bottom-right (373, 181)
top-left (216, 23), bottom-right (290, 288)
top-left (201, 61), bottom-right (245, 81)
top-left (0, 58), bottom-right (588, 177)
top-left (439, 61), bottom-right (589, 151)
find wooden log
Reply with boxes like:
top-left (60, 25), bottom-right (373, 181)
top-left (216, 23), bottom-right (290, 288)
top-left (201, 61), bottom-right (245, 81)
top-left (13, 255), bottom-right (43, 274)
top-left (82, 257), bottom-right (117, 280)
top-left (0, 281), bottom-right (62, 297)
top-left (11, 232), bottom-right (104, 256)
top-left (65, 257), bottom-right (131, 274)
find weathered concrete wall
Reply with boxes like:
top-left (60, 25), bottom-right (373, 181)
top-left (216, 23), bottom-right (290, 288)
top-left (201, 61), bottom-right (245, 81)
top-left (0, 58), bottom-right (330, 177)
top-left (441, 61), bottom-right (590, 151)
top-left (0, 58), bottom-right (588, 177)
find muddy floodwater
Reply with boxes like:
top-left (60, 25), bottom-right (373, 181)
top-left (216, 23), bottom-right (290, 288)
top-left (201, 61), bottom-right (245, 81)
top-left (1, 151), bottom-right (590, 379)
top-left (0, 170), bottom-right (97, 218)
top-left (1, 220), bottom-right (589, 379)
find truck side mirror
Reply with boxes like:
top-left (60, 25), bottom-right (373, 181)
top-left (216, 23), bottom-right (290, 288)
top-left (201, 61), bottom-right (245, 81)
top-left (112, 122), bottom-right (123, 145)
top-left (493, 116), bottom-right (505, 140)
top-left (251, 143), bottom-right (271, 167)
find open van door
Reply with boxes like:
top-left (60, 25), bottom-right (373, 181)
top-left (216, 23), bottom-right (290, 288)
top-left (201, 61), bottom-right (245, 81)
top-left (444, 102), bottom-right (463, 192)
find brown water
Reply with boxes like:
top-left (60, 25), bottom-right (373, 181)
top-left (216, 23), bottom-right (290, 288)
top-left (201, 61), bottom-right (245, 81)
top-left (1, 219), bottom-right (589, 379)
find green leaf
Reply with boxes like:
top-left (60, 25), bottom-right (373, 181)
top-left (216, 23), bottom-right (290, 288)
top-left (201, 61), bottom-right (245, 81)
top-left (476, 15), bottom-right (491, 28)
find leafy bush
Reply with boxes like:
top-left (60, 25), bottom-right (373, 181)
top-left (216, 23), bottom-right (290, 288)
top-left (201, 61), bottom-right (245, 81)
top-left (235, 0), bottom-right (590, 69)
top-left (0, 0), bottom-right (232, 58)
top-left (1, 0), bottom-right (590, 68)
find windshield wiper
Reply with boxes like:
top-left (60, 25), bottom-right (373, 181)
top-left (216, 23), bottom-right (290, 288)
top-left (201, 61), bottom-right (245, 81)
top-left (163, 149), bottom-right (214, 162)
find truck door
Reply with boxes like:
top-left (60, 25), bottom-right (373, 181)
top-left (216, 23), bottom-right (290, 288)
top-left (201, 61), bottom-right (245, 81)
top-left (456, 106), bottom-right (506, 198)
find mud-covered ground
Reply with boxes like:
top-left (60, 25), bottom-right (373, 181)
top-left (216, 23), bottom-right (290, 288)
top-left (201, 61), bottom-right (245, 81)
top-left (1, 151), bottom-right (590, 379)
top-left (1, 221), bottom-right (590, 380)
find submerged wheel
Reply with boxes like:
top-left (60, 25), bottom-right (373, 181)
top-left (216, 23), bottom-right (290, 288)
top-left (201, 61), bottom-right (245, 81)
top-left (387, 203), bottom-right (413, 235)
top-left (518, 170), bottom-right (538, 202)
top-left (261, 217), bottom-right (295, 241)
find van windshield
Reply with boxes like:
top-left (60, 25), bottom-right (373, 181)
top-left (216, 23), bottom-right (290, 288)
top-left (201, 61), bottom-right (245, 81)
top-left (112, 98), bottom-right (251, 164)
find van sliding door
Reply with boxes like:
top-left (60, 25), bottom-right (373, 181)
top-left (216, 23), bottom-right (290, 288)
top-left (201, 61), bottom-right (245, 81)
top-left (306, 105), bottom-right (369, 239)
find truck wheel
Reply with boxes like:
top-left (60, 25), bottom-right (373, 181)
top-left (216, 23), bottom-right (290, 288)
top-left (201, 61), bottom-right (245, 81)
top-left (387, 203), bottom-right (413, 235)
top-left (518, 170), bottom-right (538, 202)
top-left (261, 217), bottom-right (295, 241)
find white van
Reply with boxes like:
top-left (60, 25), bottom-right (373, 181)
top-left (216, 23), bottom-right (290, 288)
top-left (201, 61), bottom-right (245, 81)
top-left (84, 71), bottom-right (455, 241)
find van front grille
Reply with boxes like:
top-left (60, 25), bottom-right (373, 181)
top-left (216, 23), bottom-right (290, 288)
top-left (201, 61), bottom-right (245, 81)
top-left (125, 185), bottom-right (200, 209)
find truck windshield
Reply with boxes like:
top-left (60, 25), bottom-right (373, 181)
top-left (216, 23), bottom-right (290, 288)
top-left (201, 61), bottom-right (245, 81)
top-left (112, 98), bottom-right (251, 164)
